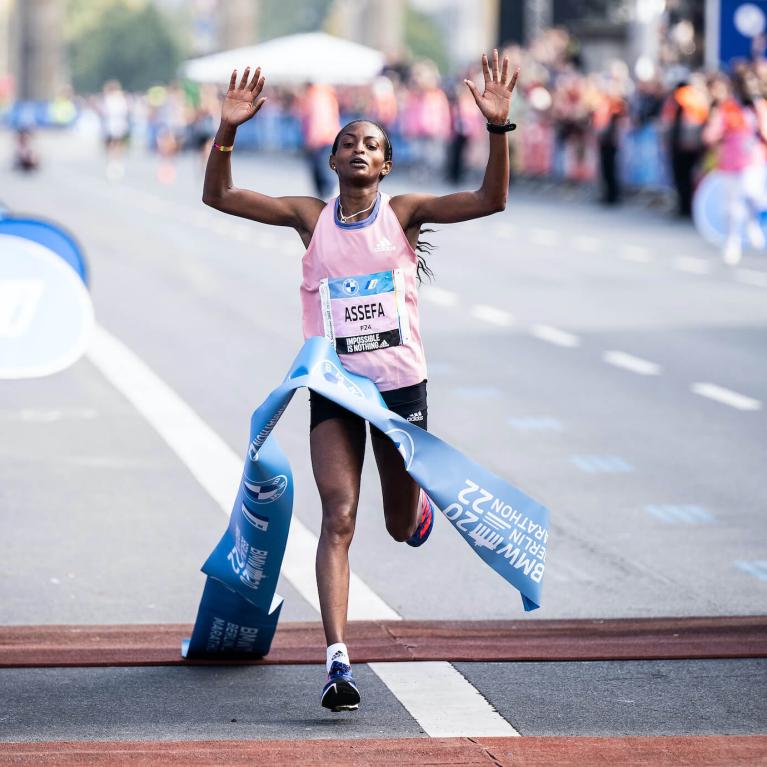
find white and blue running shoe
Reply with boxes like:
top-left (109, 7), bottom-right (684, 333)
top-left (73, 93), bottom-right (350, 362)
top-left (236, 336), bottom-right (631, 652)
top-left (321, 660), bottom-right (361, 712)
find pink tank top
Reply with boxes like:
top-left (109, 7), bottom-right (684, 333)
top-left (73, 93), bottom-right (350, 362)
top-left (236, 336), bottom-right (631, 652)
top-left (300, 192), bottom-right (427, 392)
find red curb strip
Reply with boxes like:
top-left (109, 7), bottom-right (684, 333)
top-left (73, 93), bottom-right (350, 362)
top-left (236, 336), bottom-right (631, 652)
top-left (1, 616), bottom-right (765, 668)
top-left (0, 736), bottom-right (765, 767)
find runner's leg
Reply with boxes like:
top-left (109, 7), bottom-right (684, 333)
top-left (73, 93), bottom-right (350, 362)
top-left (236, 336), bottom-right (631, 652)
top-left (371, 434), bottom-right (421, 541)
top-left (311, 416), bottom-right (366, 646)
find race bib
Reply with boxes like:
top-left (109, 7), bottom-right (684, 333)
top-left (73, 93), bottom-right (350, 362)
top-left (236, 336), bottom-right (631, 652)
top-left (319, 270), bottom-right (410, 354)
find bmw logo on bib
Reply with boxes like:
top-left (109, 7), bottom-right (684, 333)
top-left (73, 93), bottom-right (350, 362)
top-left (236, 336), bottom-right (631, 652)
top-left (342, 278), bottom-right (358, 295)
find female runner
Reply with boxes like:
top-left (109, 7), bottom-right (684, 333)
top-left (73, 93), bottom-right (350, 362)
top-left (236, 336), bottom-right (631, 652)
top-left (202, 51), bottom-right (518, 711)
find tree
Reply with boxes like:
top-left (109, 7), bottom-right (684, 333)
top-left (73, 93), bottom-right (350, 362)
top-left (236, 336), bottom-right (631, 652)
top-left (68, 1), bottom-right (182, 93)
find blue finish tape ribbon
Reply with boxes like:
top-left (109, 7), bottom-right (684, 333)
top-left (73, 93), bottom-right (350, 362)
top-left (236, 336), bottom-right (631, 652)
top-left (184, 337), bottom-right (550, 658)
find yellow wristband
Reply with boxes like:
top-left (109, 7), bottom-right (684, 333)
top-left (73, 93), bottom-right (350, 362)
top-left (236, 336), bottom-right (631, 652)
top-left (213, 142), bottom-right (234, 152)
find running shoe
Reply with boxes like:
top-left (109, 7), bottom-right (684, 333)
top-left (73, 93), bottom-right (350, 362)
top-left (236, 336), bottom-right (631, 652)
top-left (321, 660), bottom-right (360, 712)
top-left (406, 491), bottom-right (435, 547)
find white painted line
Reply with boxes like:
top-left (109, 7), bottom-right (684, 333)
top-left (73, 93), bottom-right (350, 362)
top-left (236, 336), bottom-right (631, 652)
top-left (421, 285), bottom-right (459, 307)
top-left (620, 245), bottom-right (653, 263)
top-left (691, 382), bottom-right (762, 411)
top-left (573, 235), bottom-right (600, 253)
top-left (470, 304), bottom-right (514, 326)
top-left (508, 416), bottom-right (563, 431)
top-left (673, 256), bottom-right (710, 275)
top-left (494, 223), bottom-right (515, 238)
top-left (735, 268), bottom-right (767, 288)
top-left (86, 324), bottom-right (400, 621)
top-left (530, 325), bottom-right (580, 348)
top-left (645, 505), bottom-right (714, 524)
top-left (368, 661), bottom-right (519, 737)
top-left (529, 228), bottom-right (559, 247)
top-left (453, 386), bottom-right (501, 399)
top-left (603, 350), bottom-right (662, 376)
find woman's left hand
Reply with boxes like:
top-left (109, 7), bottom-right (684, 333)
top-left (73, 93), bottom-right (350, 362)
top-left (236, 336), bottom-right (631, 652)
top-left (465, 49), bottom-right (519, 125)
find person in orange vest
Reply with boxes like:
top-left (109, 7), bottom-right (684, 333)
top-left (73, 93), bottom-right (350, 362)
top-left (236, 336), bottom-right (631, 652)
top-left (300, 82), bottom-right (342, 199)
top-left (661, 74), bottom-right (710, 217)
top-left (593, 86), bottom-right (627, 205)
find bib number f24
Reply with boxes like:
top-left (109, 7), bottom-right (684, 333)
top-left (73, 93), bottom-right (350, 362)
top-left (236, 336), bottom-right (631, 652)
top-left (319, 269), bottom-right (410, 354)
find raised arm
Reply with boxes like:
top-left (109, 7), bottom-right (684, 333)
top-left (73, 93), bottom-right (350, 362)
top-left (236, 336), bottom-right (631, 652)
top-left (391, 50), bottom-right (518, 230)
top-left (202, 67), bottom-right (324, 240)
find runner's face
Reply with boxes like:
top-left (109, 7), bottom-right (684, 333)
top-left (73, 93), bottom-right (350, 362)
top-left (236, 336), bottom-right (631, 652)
top-left (331, 123), bottom-right (391, 182)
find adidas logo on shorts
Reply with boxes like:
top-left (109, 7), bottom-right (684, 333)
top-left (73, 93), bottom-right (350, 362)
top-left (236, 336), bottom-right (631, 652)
top-left (373, 236), bottom-right (395, 252)
top-left (407, 410), bottom-right (424, 422)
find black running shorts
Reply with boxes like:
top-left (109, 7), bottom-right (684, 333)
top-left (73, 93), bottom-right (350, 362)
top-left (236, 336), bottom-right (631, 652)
top-left (309, 380), bottom-right (428, 438)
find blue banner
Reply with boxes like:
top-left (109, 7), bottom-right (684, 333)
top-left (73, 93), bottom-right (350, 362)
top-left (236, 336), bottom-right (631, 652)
top-left (719, 0), bottom-right (767, 66)
top-left (185, 337), bottom-right (550, 658)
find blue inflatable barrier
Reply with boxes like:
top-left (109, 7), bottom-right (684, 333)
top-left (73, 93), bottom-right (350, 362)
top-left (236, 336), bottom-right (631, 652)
top-left (0, 214), bottom-right (89, 285)
top-left (184, 337), bottom-right (550, 659)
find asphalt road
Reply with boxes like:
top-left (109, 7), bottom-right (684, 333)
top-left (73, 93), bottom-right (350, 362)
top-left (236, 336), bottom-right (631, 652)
top-left (1, 130), bottom-right (766, 743)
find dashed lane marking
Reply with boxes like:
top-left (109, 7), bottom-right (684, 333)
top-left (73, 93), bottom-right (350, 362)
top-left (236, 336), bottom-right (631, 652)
top-left (508, 416), bottom-right (564, 431)
top-left (494, 222), bottom-right (515, 238)
top-left (573, 235), bottom-right (600, 252)
top-left (529, 227), bottom-right (560, 247)
top-left (603, 350), bottom-right (662, 376)
top-left (470, 304), bottom-right (514, 326)
top-left (369, 661), bottom-right (519, 737)
top-left (571, 455), bottom-right (634, 473)
top-left (734, 268), bottom-right (767, 288)
top-left (644, 505), bottom-right (715, 524)
top-left (421, 285), bottom-right (459, 307)
top-left (86, 324), bottom-right (400, 621)
top-left (735, 560), bottom-right (767, 582)
top-left (453, 386), bottom-right (501, 399)
top-left (691, 383), bottom-right (762, 411)
top-left (530, 325), bottom-right (581, 348)
top-left (673, 256), bottom-right (711, 275)
top-left (620, 245), bottom-right (653, 263)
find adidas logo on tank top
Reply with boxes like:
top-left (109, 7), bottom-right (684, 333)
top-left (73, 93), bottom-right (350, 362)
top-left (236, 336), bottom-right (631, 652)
top-left (373, 236), bottom-right (396, 252)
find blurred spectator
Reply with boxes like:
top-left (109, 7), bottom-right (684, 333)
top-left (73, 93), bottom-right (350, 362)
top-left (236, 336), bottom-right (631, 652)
top-left (703, 69), bottom-right (767, 264)
top-left (401, 59), bottom-right (450, 178)
top-left (99, 80), bottom-right (131, 181)
top-left (300, 82), bottom-right (341, 198)
top-left (594, 87), bottom-right (628, 204)
top-left (13, 128), bottom-right (40, 173)
top-left (661, 73), bottom-right (709, 216)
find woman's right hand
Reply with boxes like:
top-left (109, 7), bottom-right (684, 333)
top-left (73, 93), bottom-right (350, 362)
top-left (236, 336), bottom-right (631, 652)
top-left (221, 66), bottom-right (266, 127)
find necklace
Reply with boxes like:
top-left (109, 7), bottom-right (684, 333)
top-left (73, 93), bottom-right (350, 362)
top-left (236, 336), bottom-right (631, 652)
top-left (338, 196), bottom-right (376, 223)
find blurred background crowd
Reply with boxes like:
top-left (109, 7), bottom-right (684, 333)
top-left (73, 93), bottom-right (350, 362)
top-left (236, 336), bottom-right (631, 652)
top-left (4, 0), bottom-right (766, 220)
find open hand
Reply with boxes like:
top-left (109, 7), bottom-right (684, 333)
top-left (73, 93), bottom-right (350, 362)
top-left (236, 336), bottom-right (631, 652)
top-left (465, 50), bottom-right (519, 125)
top-left (221, 67), bottom-right (266, 127)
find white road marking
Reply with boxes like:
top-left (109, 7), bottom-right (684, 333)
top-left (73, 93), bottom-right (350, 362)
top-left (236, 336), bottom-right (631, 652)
top-left (644, 505), bottom-right (714, 524)
top-left (690, 383), bottom-right (762, 411)
top-left (735, 268), bottom-right (767, 288)
top-left (603, 350), bottom-right (662, 376)
top-left (368, 661), bottom-right (519, 737)
top-left (421, 285), bottom-right (459, 307)
top-left (530, 325), bottom-right (580, 348)
top-left (529, 228), bottom-right (559, 247)
top-left (508, 416), bottom-right (563, 431)
top-left (453, 386), bottom-right (501, 399)
top-left (470, 304), bottom-right (514, 326)
top-left (573, 235), bottom-right (600, 252)
top-left (673, 256), bottom-right (710, 275)
top-left (571, 455), bottom-right (634, 473)
top-left (620, 245), bottom-right (653, 263)
top-left (494, 223), bottom-right (515, 238)
top-left (86, 324), bottom-right (400, 621)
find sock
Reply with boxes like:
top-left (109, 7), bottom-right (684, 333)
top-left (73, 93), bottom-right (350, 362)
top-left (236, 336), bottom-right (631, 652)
top-left (326, 642), bottom-right (350, 673)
